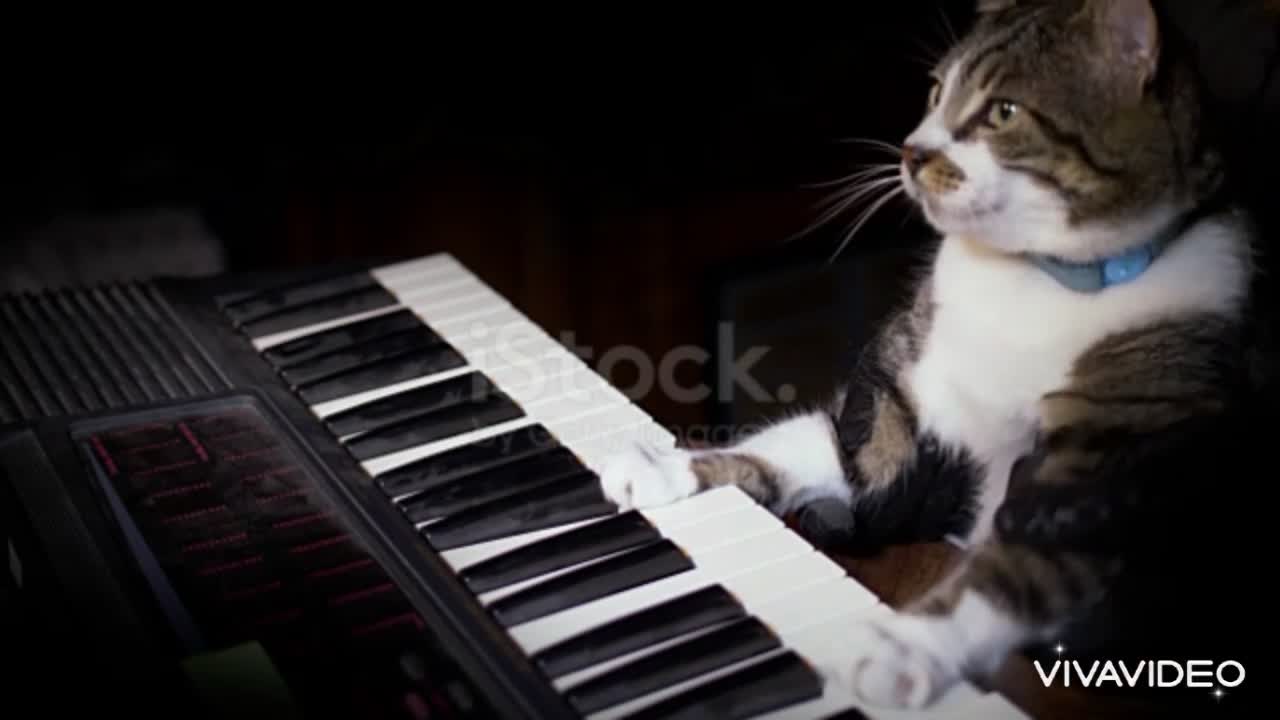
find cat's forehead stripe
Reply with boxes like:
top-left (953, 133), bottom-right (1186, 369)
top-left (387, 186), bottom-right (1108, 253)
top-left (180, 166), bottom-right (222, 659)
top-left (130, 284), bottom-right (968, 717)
top-left (958, 9), bottom-right (1044, 88)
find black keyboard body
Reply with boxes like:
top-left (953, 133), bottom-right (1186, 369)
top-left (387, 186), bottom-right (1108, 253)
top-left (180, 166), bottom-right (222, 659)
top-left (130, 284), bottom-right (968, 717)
top-left (0, 264), bottom-right (575, 720)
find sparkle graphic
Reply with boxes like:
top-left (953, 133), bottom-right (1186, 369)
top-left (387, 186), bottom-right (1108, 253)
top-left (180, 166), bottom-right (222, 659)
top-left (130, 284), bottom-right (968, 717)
top-left (1213, 687), bottom-right (1225, 701)
top-left (1054, 644), bottom-right (1065, 655)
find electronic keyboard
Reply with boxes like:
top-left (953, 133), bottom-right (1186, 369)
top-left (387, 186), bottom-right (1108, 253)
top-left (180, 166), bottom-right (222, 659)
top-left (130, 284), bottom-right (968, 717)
top-left (0, 253), bottom-right (1028, 719)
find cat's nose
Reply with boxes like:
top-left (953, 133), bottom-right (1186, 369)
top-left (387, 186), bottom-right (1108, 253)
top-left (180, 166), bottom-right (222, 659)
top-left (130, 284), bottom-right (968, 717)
top-left (902, 145), bottom-right (936, 176)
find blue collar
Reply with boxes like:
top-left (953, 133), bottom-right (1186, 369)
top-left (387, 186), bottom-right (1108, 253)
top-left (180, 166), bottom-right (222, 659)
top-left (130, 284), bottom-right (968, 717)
top-left (1023, 212), bottom-right (1196, 293)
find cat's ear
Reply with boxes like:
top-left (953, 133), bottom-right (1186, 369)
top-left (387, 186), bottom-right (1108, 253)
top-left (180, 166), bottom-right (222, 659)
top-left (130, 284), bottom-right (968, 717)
top-left (1086, 0), bottom-right (1161, 98)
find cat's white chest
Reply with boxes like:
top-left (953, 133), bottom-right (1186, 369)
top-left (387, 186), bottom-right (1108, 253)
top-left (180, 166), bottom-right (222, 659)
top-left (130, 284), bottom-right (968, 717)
top-left (908, 256), bottom-right (1076, 541)
top-left (904, 227), bottom-right (1248, 542)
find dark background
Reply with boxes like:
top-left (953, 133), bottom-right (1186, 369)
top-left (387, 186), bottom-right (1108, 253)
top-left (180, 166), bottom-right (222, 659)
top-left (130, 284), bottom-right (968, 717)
top-left (1, 2), bottom-right (1276, 438)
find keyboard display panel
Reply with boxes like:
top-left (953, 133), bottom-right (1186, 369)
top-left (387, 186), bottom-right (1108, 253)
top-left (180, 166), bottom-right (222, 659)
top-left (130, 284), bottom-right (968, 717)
top-left (74, 396), bottom-right (491, 720)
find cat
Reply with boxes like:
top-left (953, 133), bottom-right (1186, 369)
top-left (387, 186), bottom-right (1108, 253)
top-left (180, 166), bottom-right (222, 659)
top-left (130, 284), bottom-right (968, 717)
top-left (600, 0), bottom-right (1269, 710)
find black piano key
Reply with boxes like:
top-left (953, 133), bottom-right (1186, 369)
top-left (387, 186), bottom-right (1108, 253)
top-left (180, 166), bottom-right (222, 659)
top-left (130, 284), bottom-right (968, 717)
top-left (240, 285), bottom-right (399, 339)
top-left (422, 471), bottom-right (615, 551)
top-left (280, 327), bottom-right (446, 388)
top-left (343, 392), bottom-right (525, 461)
top-left (325, 372), bottom-right (495, 438)
top-left (224, 272), bottom-right (379, 326)
top-left (262, 309), bottom-right (426, 368)
top-left (533, 586), bottom-right (747, 679)
top-left (459, 510), bottom-right (659, 594)
top-left (399, 446), bottom-right (587, 525)
top-left (296, 345), bottom-right (467, 405)
top-left (488, 540), bottom-right (694, 627)
top-left (375, 425), bottom-right (558, 499)
top-left (620, 651), bottom-right (824, 720)
top-left (565, 617), bottom-right (782, 715)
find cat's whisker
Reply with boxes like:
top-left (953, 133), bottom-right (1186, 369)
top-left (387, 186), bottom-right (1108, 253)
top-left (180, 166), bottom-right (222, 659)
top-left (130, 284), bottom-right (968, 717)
top-left (803, 163), bottom-right (901, 190)
top-left (784, 175), bottom-right (904, 246)
top-left (827, 184), bottom-right (907, 263)
top-left (936, 6), bottom-right (960, 47)
top-left (836, 138), bottom-right (904, 158)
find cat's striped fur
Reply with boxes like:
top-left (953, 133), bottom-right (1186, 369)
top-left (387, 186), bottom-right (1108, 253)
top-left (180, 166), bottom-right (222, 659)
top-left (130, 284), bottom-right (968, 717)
top-left (602, 0), bottom-right (1270, 710)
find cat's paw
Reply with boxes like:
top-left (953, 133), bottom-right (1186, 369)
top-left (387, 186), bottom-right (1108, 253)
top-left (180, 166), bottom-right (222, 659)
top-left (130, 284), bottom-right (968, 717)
top-left (831, 615), bottom-right (961, 710)
top-left (600, 443), bottom-right (700, 511)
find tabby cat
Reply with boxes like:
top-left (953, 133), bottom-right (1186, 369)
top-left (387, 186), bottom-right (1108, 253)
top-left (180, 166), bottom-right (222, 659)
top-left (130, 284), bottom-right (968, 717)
top-left (601, 0), bottom-right (1266, 709)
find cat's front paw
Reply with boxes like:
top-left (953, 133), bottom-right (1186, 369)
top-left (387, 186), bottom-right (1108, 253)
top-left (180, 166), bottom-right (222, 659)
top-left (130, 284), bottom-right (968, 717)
top-left (600, 443), bottom-right (700, 511)
top-left (832, 615), bottom-right (961, 710)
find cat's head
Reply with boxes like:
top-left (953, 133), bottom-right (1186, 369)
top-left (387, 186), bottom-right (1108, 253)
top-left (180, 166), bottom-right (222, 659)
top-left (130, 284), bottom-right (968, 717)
top-left (900, 0), bottom-right (1222, 261)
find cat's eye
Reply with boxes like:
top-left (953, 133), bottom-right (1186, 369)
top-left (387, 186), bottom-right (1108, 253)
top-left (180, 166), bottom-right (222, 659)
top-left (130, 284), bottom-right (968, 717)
top-left (986, 99), bottom-right (1019, 128)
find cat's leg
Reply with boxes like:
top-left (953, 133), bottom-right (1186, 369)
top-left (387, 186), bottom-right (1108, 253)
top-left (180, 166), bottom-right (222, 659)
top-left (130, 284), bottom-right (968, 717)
top-left (601, 294), bottom-right (929, 530)
top-left (600, 403), bottom-right (855, 519)
top-left (831, 536), bottom-right (1116, 709)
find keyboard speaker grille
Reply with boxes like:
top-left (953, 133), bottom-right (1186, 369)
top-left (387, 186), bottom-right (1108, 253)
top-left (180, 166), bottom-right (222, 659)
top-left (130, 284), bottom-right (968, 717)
top-left (0, 282), bottom-right (229, 424)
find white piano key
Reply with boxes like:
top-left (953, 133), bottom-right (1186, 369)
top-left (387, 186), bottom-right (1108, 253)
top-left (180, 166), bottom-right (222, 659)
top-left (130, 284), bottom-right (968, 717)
top-left (585, 649), bottom-right (792, 720)
top-left (369, 252), bottom-right (464, 285)
top-left (439, 518), bottom-right (607, 570)
top-left (507, 527), bottom-right (814, 655)
top-left (745, 574), bottom-right (879, 634)
top-left (550, 561), bottom-right (873, 693)
top-left (309, 365), bottom-right (477, 418)
top-left (654, 502), bottom-right (781, 552)
top-left (250, 303), bottom-right (405, 350)
top-left (410, 289), bottom-right (509, 324)
top-left (441, 485), bottom-right (754, 572)
top-left (361, 416), bottom-right (538, 476)
top-left (714, 549), bottom-right (847, 606)
top-left (476, 502), bottom-right (782, 606)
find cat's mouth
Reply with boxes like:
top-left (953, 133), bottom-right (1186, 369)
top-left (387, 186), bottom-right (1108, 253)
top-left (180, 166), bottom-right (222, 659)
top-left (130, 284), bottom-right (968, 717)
top-left (917, 193), bottom-right (1005, 233)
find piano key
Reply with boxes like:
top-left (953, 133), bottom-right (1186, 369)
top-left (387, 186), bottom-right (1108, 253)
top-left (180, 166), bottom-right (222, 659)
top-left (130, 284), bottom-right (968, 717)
top-left (488, 540), bottom-right (694, 627)
top-left (344, 392), bottom-right (526, 462)
top-left (279, 326), bottom-right (446, 388)
top-left (744, 574), bottom-right (879, 634)
top-left (398, 446), bottom-right (589, 525)
top-left (324, 372), bottom-right (496, 439)
top-left (545, 553), bottom-right (861, 694)
top-left (593, 650), bottom-right (823, 720)
top-left (296, 345), bottom-right (468, 405)
top-left (375, 425), bottom-right (559, 500)
top-left (358, 376), bottom-right (629, 477)
top-left (422, 471), bottom-right (614, 551)
top-left (474, 496), bottom-right (779, 608)
top-left (222, 272), bottom-right (380, 327)
top-left (369, 253), bottom-right (464, 285)
top-left (751, 611), bottom-right (1021, 720)
top-left (564, 617), bottom-right (781, 715)
top-left (458, 511), bottom-right (659, 595)
top-left (311, 366), bottom-right (476, 418)
top-left (438, 485), bottom-right (753, 571)
top-left (506, 526), bottom-right (815, 656)
top-left (241, 285), bottom-right (400, 339)
top-left (533, 585), bottom-right (746, 680)
top-left (262, 309), bottom-right (426, 369)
